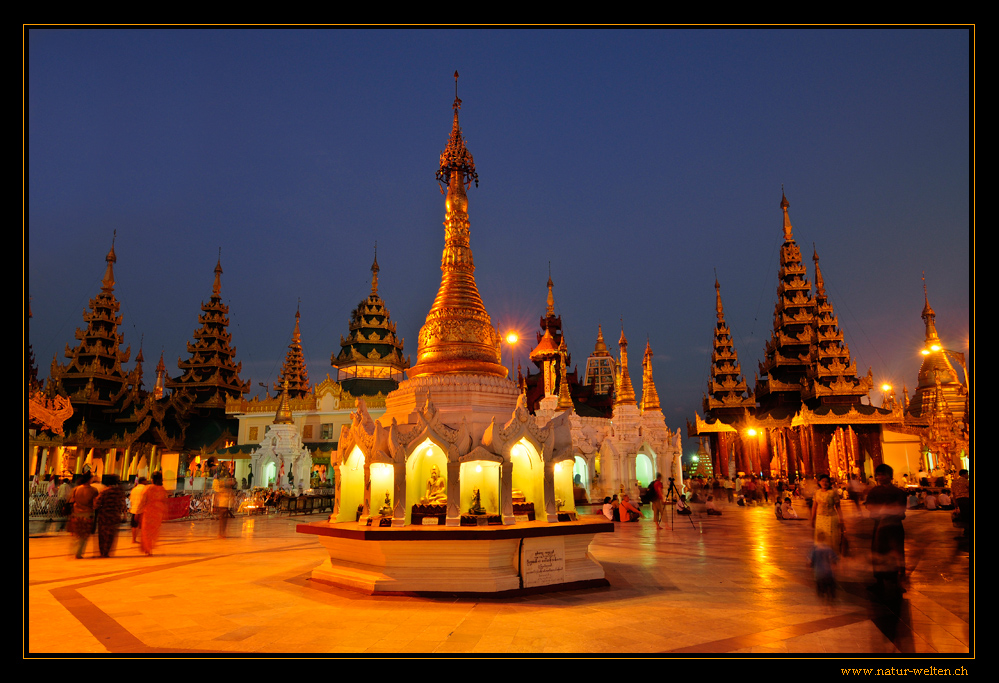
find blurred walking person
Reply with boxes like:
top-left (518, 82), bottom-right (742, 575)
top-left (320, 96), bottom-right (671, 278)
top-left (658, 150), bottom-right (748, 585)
top-left (94, 475), bottom-right (126, 557)
top-left (865, 463), bottom-right (908, 594)
top-left (137, 472), bottom-right (168, 556)
top-left (67, 472), bottom-right (98, 559)
top-left (130, 477), bottom-right (148, 543)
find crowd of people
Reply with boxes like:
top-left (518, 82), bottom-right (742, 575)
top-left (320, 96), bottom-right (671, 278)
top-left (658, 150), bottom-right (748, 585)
top-left (593, 465), bottom-right (971, 601)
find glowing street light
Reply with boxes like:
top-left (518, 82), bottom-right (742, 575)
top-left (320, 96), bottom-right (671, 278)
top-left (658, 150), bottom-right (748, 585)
top-left (504, 331), bottom-right (519, 380)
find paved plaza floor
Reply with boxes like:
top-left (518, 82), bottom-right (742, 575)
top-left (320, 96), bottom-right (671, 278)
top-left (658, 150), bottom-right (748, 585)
top-left (25, 496), bottom-right (972, 660)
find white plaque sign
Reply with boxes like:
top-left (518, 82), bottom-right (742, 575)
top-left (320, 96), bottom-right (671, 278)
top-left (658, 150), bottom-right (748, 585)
top-left (521, 536), bottom-right (566, 587)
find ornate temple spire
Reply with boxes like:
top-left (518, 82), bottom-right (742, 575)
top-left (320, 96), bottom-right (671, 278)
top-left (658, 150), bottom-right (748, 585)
top-left (370, 244), bottom-right (380, 296)
top-left (812, 243), bottom-right (826, 297)
top-left (102, 231), bottom-right (117, 293)
top-left (167, 256), bottom-right (251, 411)
top-left (50, 233), bottom-right (132, 416)
top-left (274, 379), bottom-right (294, 425)
top-left (546, 270), bottom-right (555, 318)
top-left (781, 186), bottom-right (793, 241)
top-left (640, 339), bottom-right (661, 413)
top-left (154, 351), bottom-right (166, 400)
top-left (556, 336), bottom-right (574, 411)
top-left (615, 326), bottom-right (636, 407)
top-left (213, 250), bottom-right (223, 298)
top-left (921, 272), bottom-right (940, 344)
top-left (275, 305), bottom-right (310, 399)
top-left (410, 73), bottom-right (505, 379)
top-left (704, 278), bottom-right (753, 415)
top-left (755, 189), bottom-right (814, 413)
top-left (801, 246), bottom-right (872, 404)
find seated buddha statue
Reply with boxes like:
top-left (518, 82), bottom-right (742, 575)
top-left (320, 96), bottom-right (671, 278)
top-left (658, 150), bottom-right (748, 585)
top-left (421, 465), bottom-right (447, 505)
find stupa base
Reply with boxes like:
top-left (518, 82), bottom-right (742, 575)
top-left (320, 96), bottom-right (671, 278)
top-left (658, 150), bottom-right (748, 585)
top-left (297, 517), bottom-right (612, 595)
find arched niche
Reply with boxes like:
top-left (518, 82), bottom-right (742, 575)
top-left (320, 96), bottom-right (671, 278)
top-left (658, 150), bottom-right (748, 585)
top-left (369, 461), bottom-right (394, 517)
top-left (553, 457), bottom-right (576, 513)
top-left (263, 460), bottom-right (278, 487)
top-left (635, 451), bottom-right (655, 488)
top-left (406, 438), bottom-right (449, 524)
top-left (510, 438), bottom-right (544, 516)
top-left (459, 458), bottom-right (502, 515)
top-left (572, 455), bottom-right (589, 497)
top-left (335, 446), bottom-right (365, 523)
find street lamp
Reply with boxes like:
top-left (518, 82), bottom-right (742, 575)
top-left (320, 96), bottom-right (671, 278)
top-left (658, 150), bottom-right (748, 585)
top-left (504, 332), bottom-right (519, 380)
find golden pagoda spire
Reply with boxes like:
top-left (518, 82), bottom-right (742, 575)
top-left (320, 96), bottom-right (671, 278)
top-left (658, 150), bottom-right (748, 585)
top-left (409, 73), bottom-right (505, 379)
top-left (640, 338), bottom-right (661, 413)
top-left (274, 379), bottom-right (294, 425)
top-left (615, 326), bottom-right (636, 406)
top-left (781, 185), bottom-right (793, 241)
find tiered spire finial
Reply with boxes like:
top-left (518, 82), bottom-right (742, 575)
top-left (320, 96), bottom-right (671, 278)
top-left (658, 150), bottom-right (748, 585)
top-left (781, 185), bottom-right (793, 241)
top-left (371, 243), bottom-right (380, 296)
top-left (640, 339), bottom-right (661, 413)
top-left (436, 71), bottom-right (478, 194)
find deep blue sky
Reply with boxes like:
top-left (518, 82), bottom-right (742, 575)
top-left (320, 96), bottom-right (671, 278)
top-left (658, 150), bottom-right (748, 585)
top-left (26, 29), bottom-right (972, 453)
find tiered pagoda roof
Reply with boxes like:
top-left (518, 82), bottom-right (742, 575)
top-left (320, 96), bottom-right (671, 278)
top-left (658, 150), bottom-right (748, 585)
top-left (703, 278), bottom-right (755, 419)
top-left (166, 257), bottom-right (251, 413)
top-left (49, 236), bottom-right (138, 422)
top-left (332, 249), bottom-right (410, 397)
top-left (755, 190), bottom-right (814, 416)
top-left (801, 247), bottom-right (873, 405)
top-left (275, 307), bottom-right (311, 399)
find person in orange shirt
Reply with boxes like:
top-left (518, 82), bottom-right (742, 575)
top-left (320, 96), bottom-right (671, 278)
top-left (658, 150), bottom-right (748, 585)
top-left (620, 495), bottom-right (642, 522)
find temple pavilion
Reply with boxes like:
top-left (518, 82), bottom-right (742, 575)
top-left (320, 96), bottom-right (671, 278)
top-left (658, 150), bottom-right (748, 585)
top-left (690, 190), bottom-right (897, 482)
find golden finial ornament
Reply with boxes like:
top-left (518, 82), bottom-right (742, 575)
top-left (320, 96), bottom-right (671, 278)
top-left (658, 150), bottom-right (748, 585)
top-left (409, 75), bottom-right (506, 379)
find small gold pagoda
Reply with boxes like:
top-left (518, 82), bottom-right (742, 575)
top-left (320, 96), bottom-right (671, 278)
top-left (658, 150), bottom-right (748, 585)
top-left (407, 74), bottom-right (506, 380)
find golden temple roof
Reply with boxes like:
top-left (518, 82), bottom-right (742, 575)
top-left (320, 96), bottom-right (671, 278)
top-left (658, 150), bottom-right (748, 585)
top-left (409, 74), bottom-right (506, 379)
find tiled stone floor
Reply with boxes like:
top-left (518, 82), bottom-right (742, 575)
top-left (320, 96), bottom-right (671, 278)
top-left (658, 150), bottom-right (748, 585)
top-left (26, 497), bottom-right (972, 658)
